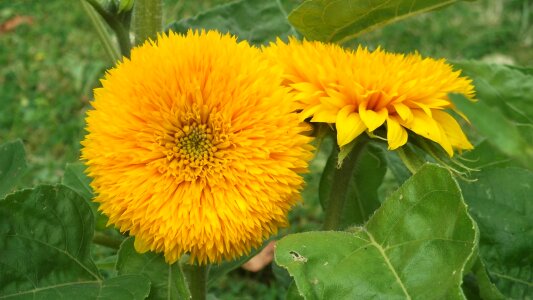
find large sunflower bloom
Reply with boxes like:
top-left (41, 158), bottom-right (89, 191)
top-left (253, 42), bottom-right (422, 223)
top-left (265, 38), bottom-right (475, 156)
top-left (82, 31), bottom-right (313, 264)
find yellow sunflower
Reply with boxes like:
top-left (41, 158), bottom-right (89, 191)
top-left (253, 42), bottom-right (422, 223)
top-left (82, 30), bottom-right (313, 264)
top-left (265, 38), bottom-right (475, 156)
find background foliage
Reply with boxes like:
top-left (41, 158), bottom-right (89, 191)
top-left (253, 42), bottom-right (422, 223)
top-left (0, 0), bottom-right (531, 299)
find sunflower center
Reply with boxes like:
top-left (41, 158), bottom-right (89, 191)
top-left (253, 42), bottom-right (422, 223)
top-left (154, 107), bottom-right (232, 182)
top-left (176, 123), bottom-right (214, 162)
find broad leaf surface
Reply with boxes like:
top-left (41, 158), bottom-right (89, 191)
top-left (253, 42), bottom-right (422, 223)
top-left (62, 163), bottom-right (93, 202)
top-left (62, 162), bottom-right (109, 230)
top-left (319, 142), bottom-right (386, 227)
top-left (288, 0), bottom-right (465, 43)
top-left (276, 164), bottom-right (478, 299)
top-left (117, 237), bottom-right (190, 300)
top-left (461, 141), bottom-right (520, 171)
top-left (460, 167), bottom-right (533, 299)
top-left (452, 94), bottom-right (532, 168)
top-left (0, 140), bottom-right (27, 198)
top-left (0, 185), bottom-right (150, 299)
top-left (168, 0), bottom-right (297, 45)
top-left (452, 61), bottom-right (533, 167)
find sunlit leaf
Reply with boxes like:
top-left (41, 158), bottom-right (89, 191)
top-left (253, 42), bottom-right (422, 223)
top-left (276, 164), bottom-right (478, 299)
top-left (0, 140), bottom-right (27, 199)
top-left (167, 0), bottom-right (297, 45)
top-left (452, 61), bottom-right (533, 168)
top-left (451, 94), bottom-right (533, 168)
top-left (288, 0), bottom-right (467, 43)
top-left (0, 185), bottom-right (150, 299)
top-left (117, 237), bottom-right (190, 300)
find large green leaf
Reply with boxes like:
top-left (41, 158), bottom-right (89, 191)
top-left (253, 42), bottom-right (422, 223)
top-left (460, 167), bottom-right (533, 299)
top-left (61, 162), bottom-right (109, 230)
top-left (451, 94), bottom-right (533, 168)
top-left (319, 142), bottom-right (387, 227)
top-left (167, 0), bottom-right (297, 45)
top-left (0, 185), bottom-right (150, 299)
top-left (276, 164), bottom-right (478, 299)
top-left (62, 162), bottom-right (93, 202)
top-left (117, 237), bottom-right (190, 300)
top-left (0, 140), bottom-right (27, 198)
top-left (461, 140), bottom-right (520, 171)
top-left (454, 61), bottom-right (533, 125)
top-left (452, 61), bottom-right (533, 168)
top-left (288, 0), bottom-right (467, 43)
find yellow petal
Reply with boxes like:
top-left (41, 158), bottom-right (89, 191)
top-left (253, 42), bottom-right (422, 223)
top-left (359, 101), bottom-right (388, 131)
top-left (387, 117), bottom-right (408, 150)
top-left (134, 236), bottom-right (151, 253)
top-left (336, 105), bottom-right (366, 147)
top-left (323, 87), bottom-right (349, 108)
top-left (393, 103), bottom-right (413, 123)
top-left (311, 109), bottom-right (338, 123)
top-left (291, 82), bottom-right (319, 93)
top-left (432, 110), bottom-right (473, 150)
top-left (400, 109), bottom-right (453, 156)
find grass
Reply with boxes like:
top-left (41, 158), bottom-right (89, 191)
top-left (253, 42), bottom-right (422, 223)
top-left (0, 0), bottom-right (531, 298)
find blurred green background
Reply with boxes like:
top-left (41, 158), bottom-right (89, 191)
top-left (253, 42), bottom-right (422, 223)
top-left (0, 0), bottom-right (531, 298)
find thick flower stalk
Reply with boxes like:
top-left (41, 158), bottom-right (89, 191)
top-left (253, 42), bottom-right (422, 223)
top-left (265, 38), bottom-right (475, 156)
top-left (82, 30), bottom-right (313, 264)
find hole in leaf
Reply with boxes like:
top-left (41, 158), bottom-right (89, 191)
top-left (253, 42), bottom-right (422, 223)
top-left (289, 250), bottom-right (308, 263)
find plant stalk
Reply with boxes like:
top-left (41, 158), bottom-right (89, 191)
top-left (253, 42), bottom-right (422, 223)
top-left (92, 232), bottom-right (123, 249)
top-left (84, 0), bottom-right (132, 57)
top-left (322, 139), bottom-right (367, 230)
top-left (396, 146), bottom-right (425, 174)
top-left (80, 0), bottom-right (120, 63)
top-left (133, 0), bottom-right (163, 45)
top-left (189, 264), bottom-right (208, 300)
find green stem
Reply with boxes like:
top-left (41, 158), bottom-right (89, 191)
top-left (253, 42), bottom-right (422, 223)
top-left (84, 0), bottom-right (132, 57)
top-left (189, 264), bottom-right (208, 300)
top-left (80, 0), bottom-right (120, 62)
top-left (322, 139), bottom-right (367, 230)
top-left (133, 0), bottom-right (163, 45)
top-left (396, 146), bottom-right (425, 174)
top-left (92, 232), bottom-right (123, 249)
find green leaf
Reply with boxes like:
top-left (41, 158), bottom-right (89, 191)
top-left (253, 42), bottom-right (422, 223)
top-left (62, 162), bottom-right (109, 230)
top-left (117, 237), bottom-right (190, 300)
top-left (452, 61), bottom-right (533, 168)
top-left (286, 281), bottom-right (304, 300)
top-left (376, 143), bottom-right (411, 185)
top-left (319, 142), bottom-right (386, 227)
top-left (276, 164), bottom-right (478, 299)
top-left (469, 258), bottom-right (506, 300)
top-left (454, 61), bottom-right (533, 125)
top-left (118, 0), bottom-right (134, 13)
top-left (167, 0), bottom-right (297, 45)
top-left (451, 94), bottom-right (533, 168)
top-left (0, 140), bottom-right (27, 198)
top-left (288, 0), bottom-right (466, 43)
top-left (0, 185), bottom-right (150, 299)
top-left (461, 140), bottom-right (520, 170)
top-left (62, 163), bottom-right (93, 201)
top-left (460, 167), bottom-right (533, 299)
